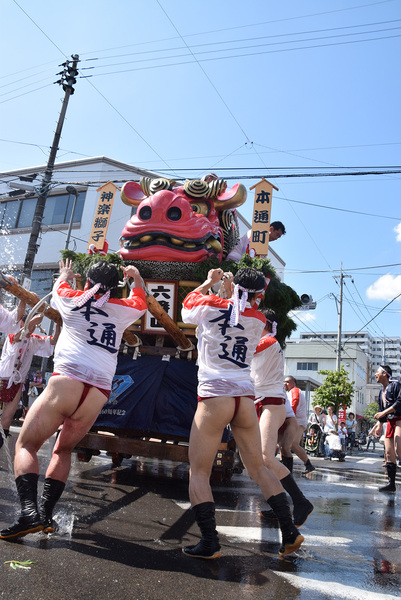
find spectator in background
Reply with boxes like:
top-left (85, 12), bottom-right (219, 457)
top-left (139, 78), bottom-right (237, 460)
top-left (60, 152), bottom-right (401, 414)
top-left (373, 365), bottom-right (401, 493)
top-left (366, 427), bottom-right (377, 452)
top-left (338, 421), bottom-right (347, 453)
top-left (323, 406), bottom-right (338, 434)
top-left (27, 370), bottom-right (45, 409)
top-left (308, 404), bottom-right (325, 456)
top-left (346, 412), bottom-right (357, 455)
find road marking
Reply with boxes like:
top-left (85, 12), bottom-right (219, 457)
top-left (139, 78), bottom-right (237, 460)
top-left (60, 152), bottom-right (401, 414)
top-left (218, 526), bottom-right (351, 547)
top-left (273, 572), bottom-right (401, 600)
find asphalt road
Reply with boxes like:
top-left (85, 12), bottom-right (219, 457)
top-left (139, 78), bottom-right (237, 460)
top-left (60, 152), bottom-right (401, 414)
top-left (0, 428), bottom-right (400, 600)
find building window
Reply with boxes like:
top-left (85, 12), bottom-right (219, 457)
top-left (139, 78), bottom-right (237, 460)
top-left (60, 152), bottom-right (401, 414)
top-left (0, 191), bottom-right (86, 230)
top-left (297, 362), bottom-right (318, 371)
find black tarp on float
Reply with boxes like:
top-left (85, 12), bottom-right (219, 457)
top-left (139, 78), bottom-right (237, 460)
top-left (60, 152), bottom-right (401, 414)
top-left (95, 354), bottom-right (198, 438)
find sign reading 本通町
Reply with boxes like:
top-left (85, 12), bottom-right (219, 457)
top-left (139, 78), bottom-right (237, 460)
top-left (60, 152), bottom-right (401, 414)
top-left (249, 178), bottom-right (279, 258)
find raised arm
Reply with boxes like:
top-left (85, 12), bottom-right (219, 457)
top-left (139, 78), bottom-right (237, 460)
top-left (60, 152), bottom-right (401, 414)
top-left (192, 269), bottom-right (224, 296)
top-left (121, 265), bottom-right (144, 290)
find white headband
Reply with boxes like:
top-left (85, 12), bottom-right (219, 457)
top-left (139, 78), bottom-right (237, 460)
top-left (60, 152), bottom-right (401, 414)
top-left (229, 283), bottom-right (265, 327)
top-left (73, 278), bottom-right (111, 308)
top-left (266, 319), bottom-right (277, 337)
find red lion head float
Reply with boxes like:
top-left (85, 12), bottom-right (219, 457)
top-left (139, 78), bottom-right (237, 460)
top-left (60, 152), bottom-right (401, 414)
top-left (119, 175), bottom-right (246, 263)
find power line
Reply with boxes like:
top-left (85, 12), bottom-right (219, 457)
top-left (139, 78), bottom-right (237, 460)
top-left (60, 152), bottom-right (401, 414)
top-left (0, 83), bottom-right (54, 105)
top-left (155, 0), bottom-right (251, 143)
top-left (12, 0), bottom-right (68, 58)
top-left (343, 291), bottom-right (401, 344)
top-left (291, 312), bottom-right (356, 362)
top-left (349, 278), bottom-right (387, 338)
top-left (275, 193), bottom-right (401, 221)
top-left (0, 67), bottom-right (56, 91)
top-left (0, 138), bottom-right (90, 157)
top-left (80, 0), bottom-right (395, 56)
top-left (83, 33), bottom-right (401, 78)
top-left (0, 76), bottom-right (56, 99)
top-left (286, 263), bottom-right (401, 274)
top-left (80, 19), bottom-right (401, 66)
top-left (342, 280), bottom-right (383, 338)
top-left (8, 1), bottom-right (177, 177)
top-left (0, 59), bottom-right (58, 82)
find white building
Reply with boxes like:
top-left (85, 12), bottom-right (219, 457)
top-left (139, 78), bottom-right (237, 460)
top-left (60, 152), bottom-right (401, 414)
top-left (284, 338), bottom-right (369, 419)
top-left (0, 156), bottom-right (162, 282)
top-left (298, 331), bottom-right (401, 383)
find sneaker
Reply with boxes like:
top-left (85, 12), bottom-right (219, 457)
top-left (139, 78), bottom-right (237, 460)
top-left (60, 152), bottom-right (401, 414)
top-left (293, 500), bottom-right (314, 527)
top-left (0, 516), bottom-right (43, 540)
top-left (304, 463), bottom-right (316, 474)
top-left (279, 529), bottom-right (304, 556)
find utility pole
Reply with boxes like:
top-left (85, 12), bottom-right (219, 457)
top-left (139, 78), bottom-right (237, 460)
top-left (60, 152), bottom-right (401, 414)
top-left (333, 265), bottom-right (351, 371)
top-left (23, 54), bottom-right (79, 278)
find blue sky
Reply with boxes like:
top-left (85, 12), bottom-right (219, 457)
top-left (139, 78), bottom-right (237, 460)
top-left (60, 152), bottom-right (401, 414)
top-left (1, 0), bottom-right (401, 340)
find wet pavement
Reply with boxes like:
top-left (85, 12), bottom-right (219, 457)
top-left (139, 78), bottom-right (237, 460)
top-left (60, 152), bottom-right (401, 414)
top-left (1, 427), bottom-right (401, 600)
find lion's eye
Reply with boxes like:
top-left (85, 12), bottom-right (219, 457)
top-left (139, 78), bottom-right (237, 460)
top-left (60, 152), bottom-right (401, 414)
top-left (167, 207), bottom-right (182, 221)
top-left (139, 206), bottom-right (152, 220)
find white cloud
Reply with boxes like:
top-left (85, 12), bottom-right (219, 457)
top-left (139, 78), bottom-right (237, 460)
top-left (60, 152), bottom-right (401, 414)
top-left (394, 222), bottom-right (401, 242)
top-left (289, 310), bottom-right (317, 323)
top-left (366, 274), bottom-right (401, 300)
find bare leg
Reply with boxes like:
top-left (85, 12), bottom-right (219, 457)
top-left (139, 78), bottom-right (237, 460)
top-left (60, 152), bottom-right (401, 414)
top-left (384, 436), bottom-right (396, 464)
top-left (280, 417), bottom-right (298, 457)
top-left (291, 425), bottom-right (309, 464)
top-left (188, 396), bottom-right (236, 506)
top-left (1, 385), bottom-right (22, 431)
top-left (15, 376), bottom-right (107, 479)
top-left (259, 405), bottom-right (288, 479)
top-left (232, 399), bottom-right (303, 555)
top-left (231, 398), bottom-right (283, 499)
top-left (394, 423), bottom-right (401, 463)
top-left (259, 405), bottom-right (313, 525)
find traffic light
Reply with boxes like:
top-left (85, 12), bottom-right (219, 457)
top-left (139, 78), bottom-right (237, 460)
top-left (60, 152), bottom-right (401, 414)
top-left (298, 294), bottom-right (317, 310)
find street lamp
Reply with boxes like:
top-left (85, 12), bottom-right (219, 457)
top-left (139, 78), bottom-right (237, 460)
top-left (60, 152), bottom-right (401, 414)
top-left (65, 186), bottom-right (79, 250)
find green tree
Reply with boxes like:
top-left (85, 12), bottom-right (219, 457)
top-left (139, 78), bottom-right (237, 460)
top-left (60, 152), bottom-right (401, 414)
top-left (364, 402), bottom-right (379, 424)
top-left (59, 250), bottom-right (125, 292)
top-left (313, 366), bottom-right (355, 414)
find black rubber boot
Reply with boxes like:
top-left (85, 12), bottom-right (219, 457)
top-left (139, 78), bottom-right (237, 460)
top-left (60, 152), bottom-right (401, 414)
top-left (40, 478), bottom-right (65, 533)
top-left (281, 455), bottom-right (294, 473)
top-left (378, 462), bottom-right (397, 493)
top-left (260, 508), bottom-right (278, 521)
top-left (304, 459), bottom-right (316, 473)
top-left (182, 502), bottom-right (221, 559)
top-left (0, 473), bottom-right (43, 540)
top-left (267, 492), bottom-right (304, 556)
top-left (281, 474), bottom-right (314, 527)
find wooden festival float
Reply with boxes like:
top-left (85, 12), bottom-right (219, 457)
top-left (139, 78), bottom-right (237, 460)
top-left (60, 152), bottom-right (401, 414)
top-left (3, 174), bottom-right (299, 481)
